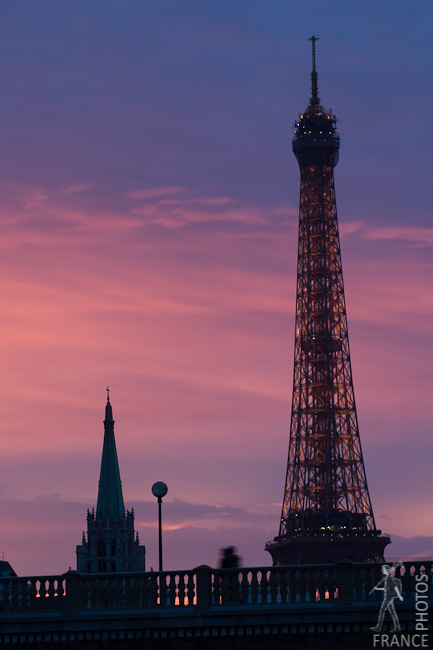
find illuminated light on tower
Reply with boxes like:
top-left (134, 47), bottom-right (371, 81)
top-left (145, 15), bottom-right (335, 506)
top-left (265, 38), bottom-right (390, 565)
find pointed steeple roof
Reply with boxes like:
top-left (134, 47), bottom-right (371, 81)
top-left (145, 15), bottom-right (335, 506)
top-left (96, 388), bottom-right (125, 522)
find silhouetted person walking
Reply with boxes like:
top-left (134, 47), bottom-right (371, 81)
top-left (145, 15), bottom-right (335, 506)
top-left (219, 546), bottom-right (240, 568)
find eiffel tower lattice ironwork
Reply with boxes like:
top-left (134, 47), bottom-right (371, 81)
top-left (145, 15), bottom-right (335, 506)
top-left (265, 38), bottom-right (390, 565)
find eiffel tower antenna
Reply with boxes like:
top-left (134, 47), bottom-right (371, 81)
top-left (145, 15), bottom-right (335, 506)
top-left (308, 35), bottom-right (320, 105)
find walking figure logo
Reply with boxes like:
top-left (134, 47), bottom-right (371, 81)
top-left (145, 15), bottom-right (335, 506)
top-left (370, 562), bottom-right (404, 633)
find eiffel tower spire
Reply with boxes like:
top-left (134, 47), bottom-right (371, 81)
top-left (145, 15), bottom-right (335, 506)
top-left (265, 39), bottom-right (390, 565)
top-left (308, 35), bottom-right (320, 107)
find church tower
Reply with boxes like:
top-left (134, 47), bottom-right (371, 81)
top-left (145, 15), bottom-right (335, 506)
top-left (76, 391), bottom-right (146, 572)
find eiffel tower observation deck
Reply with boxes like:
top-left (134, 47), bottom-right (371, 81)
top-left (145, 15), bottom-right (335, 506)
top-left (265, 38), bottom-right (391, 565)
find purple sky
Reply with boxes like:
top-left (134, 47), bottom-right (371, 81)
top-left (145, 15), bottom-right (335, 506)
top-left (0, 2), bottom-right (432, 576)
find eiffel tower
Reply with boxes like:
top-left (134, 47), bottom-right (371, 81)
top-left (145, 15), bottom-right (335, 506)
top-left (265, 38), bottom-right (390, 564)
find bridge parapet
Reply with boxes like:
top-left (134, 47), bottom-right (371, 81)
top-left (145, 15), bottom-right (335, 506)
top-left (0, 560), bottom-right (431, 615)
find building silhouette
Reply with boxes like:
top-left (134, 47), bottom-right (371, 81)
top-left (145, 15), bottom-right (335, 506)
top-left (0, 559), bottom-right (16, 577)
top-left (266, 38), bottom-right (390, 565)
top-left (76, 392), bottom-right (145, 572)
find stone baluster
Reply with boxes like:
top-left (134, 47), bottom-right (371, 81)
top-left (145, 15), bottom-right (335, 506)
top-left (269, 569), bottom-right (278, 604)
top-left (123, 575), bottom-right (133, 609)
top-left (91, 576), bottom-right (98, 610)
top-left (298, 569), bottom-right (306, 603)
top-left (210, 570), bottom-right (220, 606)
top-left (256, 570), bottom-right (263, 604)
top-left (238, 570), bottom-right (248, 604)
top-left (100, 576), bottom-right (107, 609)
top-left (279, 569), bottom-right (290, 604)
top-left (166, 574), bottom-right (173, 607)
top-left (169, 574), bottom-right (177, 607)
top-left (250, 570), bottom-right (259, 605)
top-left (175, 573), bottom-right (182, 606)
top-left (220, 571), bottom-right (231, 604)
top-left (93, 576), bottom-right (101, 610)
top-left (111, 575), bottom-right (119, 608)
top-left (187, 572), bottom-right (195, 607)
top-left (156, 574), bottom-right (164, 608)
top-left (47, 578), bottom-right (56, 611)
top-left (316, 568), bottom-right (326, 602)
top-left (288, 568), bottom-right (297, 604)
top-left (5, 581), bottom-right (12, 613)
top-left (19, 580), bottom-right (27, 612)
top-left (133, 575), bottom-right (142, 609)
top-left (306, 569), bottom-right (315, 603)
top-left (15, 578), bottom-right (25, 614)
top-left (30, 579), bottom-right (39, 611)
top-left (119, 575), bottom-right (126, 608)
top-left (11, 580), bottom-right (21, 613)
top-left (260, 570), bottom-right (270, 604)
top-left (110, 575), bottom-right (118, 608)
top-left (12, 581), bottom-right (21, 613)
top-left (39, 579), bottom-right (48, 610)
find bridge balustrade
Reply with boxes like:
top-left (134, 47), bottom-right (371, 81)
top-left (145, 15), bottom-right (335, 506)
top-left (0, 560), bottom-right (431, 615)
top-left (0, 575), bottom-right (65, 614)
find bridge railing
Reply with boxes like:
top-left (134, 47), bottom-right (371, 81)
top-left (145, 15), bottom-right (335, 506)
top-left (76, 569), bottom-right (196, 612)
top-left (0, 560), bottom-right (431, 615)
top-left (212, 560), bottom-right (433, 607)
top-left (0, 575), bottom-right (66, 614)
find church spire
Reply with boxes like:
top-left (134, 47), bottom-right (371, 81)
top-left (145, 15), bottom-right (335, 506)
top-left (77, 392), bottom-right (146, 572)
top-left (96, 389), bottom-right (125, 522)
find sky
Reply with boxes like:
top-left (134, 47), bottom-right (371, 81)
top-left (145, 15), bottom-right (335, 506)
top-left (0, 1), bottom-right (432, 576)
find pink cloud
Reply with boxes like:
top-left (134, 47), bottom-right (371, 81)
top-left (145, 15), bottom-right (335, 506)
top-left (20, 188), bottom-right (49, 210)
top-left (366, 226), bottom-right (433, 246)
top-left (166, 196), bottom-right (237, 206)
top-left (273, 204), bottom-right (299, 218)
top-left (125, 186), bottom-right (275, 227)
top-left (130, 199), bottom-right (268, 227)
top-left (63, 184), bottom-right (96, 194)
top-left (338, 219), bottom-right (367, 237)
top-left (125, 186), bottom-right (186, 200)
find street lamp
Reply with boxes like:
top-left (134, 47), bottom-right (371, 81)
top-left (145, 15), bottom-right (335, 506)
top-left (151, 481), bottom-right (168, 572)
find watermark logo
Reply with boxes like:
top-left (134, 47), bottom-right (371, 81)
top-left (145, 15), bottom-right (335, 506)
top-left (371, 561), bottom-right (430, 648)
top-left (370, 563), bottom-right (404, 634)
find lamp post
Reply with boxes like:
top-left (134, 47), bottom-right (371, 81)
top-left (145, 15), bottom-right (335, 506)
top-left (151, 481), bottom-right (168, 572)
